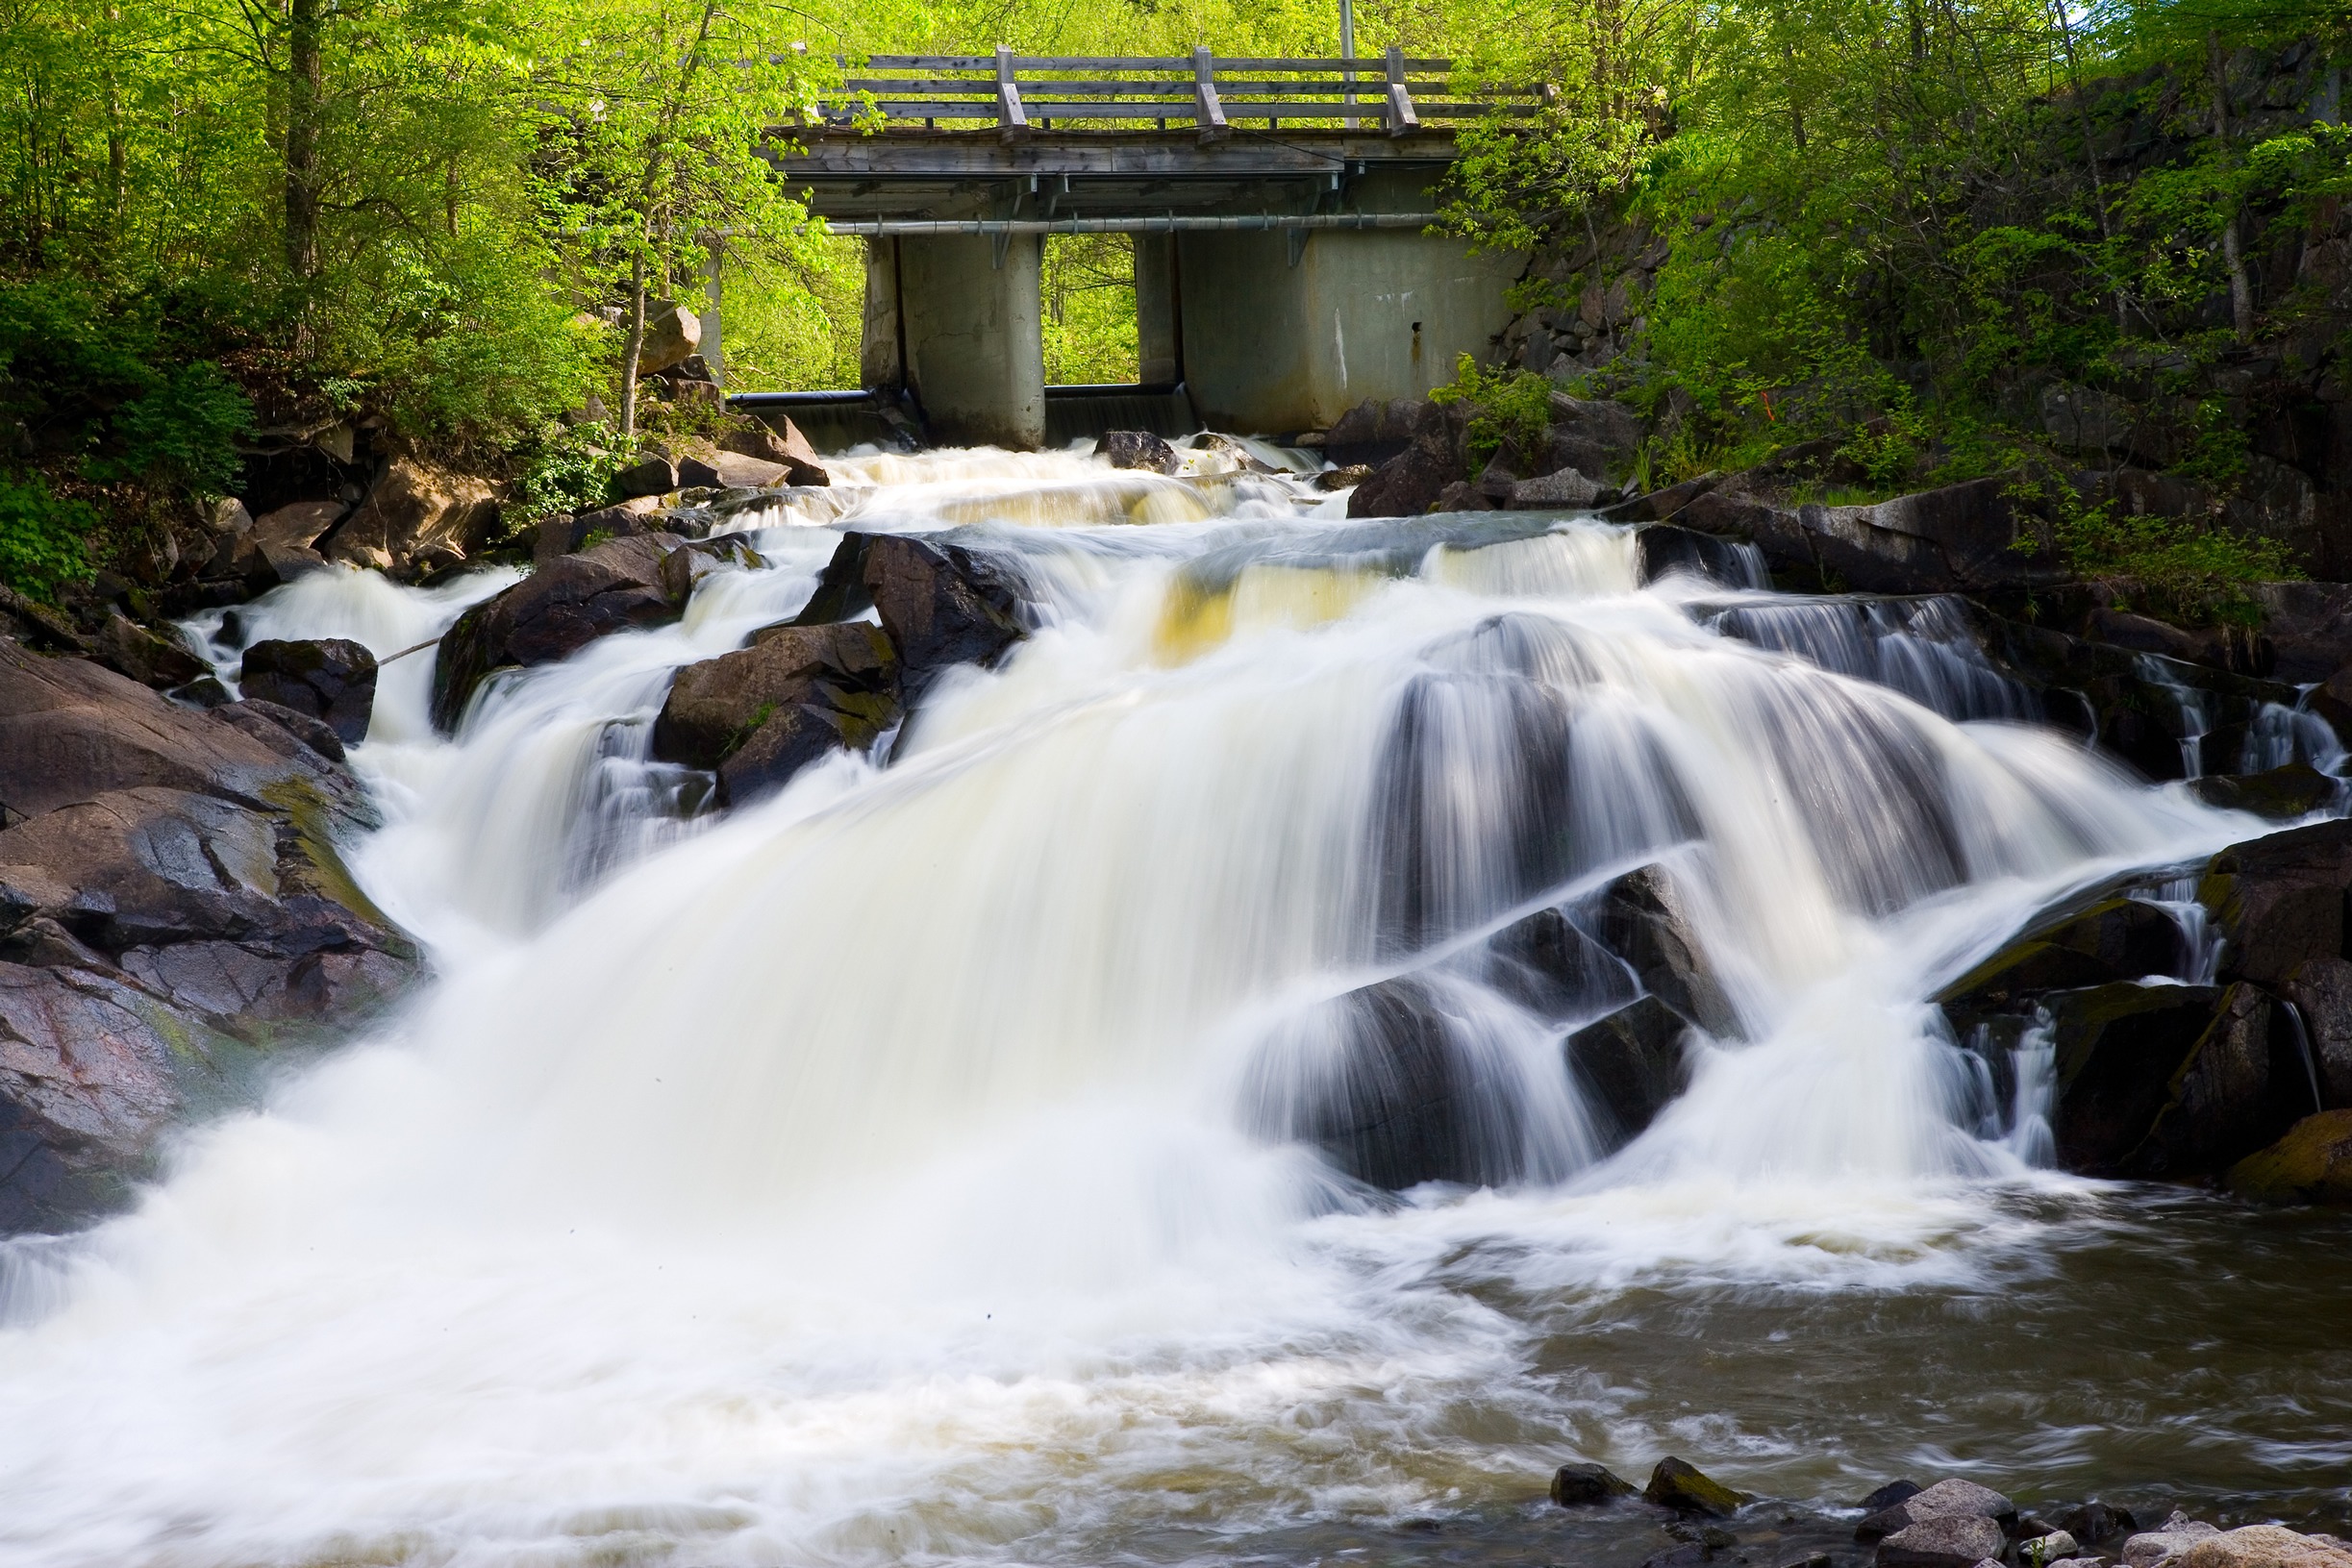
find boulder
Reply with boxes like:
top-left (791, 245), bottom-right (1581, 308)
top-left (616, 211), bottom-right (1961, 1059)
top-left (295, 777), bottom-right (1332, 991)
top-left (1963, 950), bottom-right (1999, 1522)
top-left (2056, 1504), bottom-right (2139, 1546)
top-left (1564, 996), bottom-right (1690, 1145)
top-left (545, 495), bottom-right (667, 560)
top-left (725, 416), bottom-right (831, 486)
top-left (1326, 397), bottom-right (1427, 467)
top-left (1644, 1456), bottom-right (1751, 1517)
top-left (2189, 764), bottom-right (2340, 819)
top-left (1859, 1482), bottom-right (1926, 1513)
top-left (430, 533), bottom-right (687, 733)
top-left (1857, 1480), bottom-right (2016, 1544)
top-left (1878, 1517), bottom-right (2008, 1568)
top-left (791, 533), bottom-right (1027, 705)
top-left (676, 449), bottom-right (788, 491)
top-left (1347, 403), bottom-right (1469, 519)
top-left (1551, 1461), bottom-right (1637, 1506)
top-left (320, 456), bottom-right (499, 578)
top-left (1938, 893), bottom-right (2189, 1009)
top-left (616, 454), bottom-right (679, 498)
top-left (636, 305), bottom-right (701, 376)
top-left (651, 621), bottom-right (900, 807)
top-left (219, 697), bottom-right (347, 762)
top-left (1526, 392), bottom-right (1642, 484)
top-left (1588, 864), bottom-right (1741, 1038)
top-left (0, 644), bottom-right (413, 1232)
top-left (2124, 1512), bottom-right (2225, 1568)
top-left (657, 533), bottom-right (765, 606)
top-left (1096, 430), bottom-right (1180, 474)
top-left (91, 611), bottom-right (207, 690)
top-left (2246, 582), bottom-right (2352, 683)
top-left (2197, 818), bottom-right (2352, 986)
top-left (1637, 524), bottom-right (1759, 587)
top-left (1509, 466), bottom-right (1604, 510)
top-left (2174, 1525), bottom-right (2352, 1568)
top-left (1315, 464), bottom-right (1374, 491)
top-left (2226, 1108), bottom-right (2352, 1204)
top-left (235, 499), bottom-right (343, 585)
top-left (238, 637), bottom-right (377, 745)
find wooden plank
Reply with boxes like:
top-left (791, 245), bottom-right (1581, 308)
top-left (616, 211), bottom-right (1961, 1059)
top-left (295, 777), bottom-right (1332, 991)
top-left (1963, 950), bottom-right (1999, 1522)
top-left (858, 52), bottom-right (1459, 71)
top-left (843, 77), bottom-right (1489, 97)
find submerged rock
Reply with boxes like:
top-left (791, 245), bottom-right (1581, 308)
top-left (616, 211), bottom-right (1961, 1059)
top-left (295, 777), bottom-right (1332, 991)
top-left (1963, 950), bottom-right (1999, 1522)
top-left (431, 533), bottom-right (687, 733)
top-left (0, 640), bottom-right (414, 1233)
top-left (238, 637), bottom-right (377, 745)
top-left (653, 621), bottom-right (899, 807)
top-left (1644, 1456), bottom-right (1752, 1517)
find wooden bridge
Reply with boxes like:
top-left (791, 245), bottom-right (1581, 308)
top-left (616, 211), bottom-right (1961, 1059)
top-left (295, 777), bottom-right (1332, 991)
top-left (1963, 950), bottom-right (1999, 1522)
top-left (756, 50), bottom-right (1547, 445)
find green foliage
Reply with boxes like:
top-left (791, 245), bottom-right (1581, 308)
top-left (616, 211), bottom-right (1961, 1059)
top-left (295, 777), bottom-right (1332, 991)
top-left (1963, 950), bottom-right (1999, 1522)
top-left (0, 475), bottom-right (98, 601)
top-left (2042, 496), bottom-right (2300, 625)
top-left (1042, 234), bottom-right (1138, 385)
top-left (1430, 354), bottom-right (1555, 469)
top-left (513, 424), bottom-right (623, 518)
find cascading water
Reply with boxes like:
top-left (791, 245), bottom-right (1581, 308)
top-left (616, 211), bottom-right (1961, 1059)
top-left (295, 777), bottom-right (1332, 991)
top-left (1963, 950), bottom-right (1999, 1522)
top-left (3, 446), bottom-right (2350, 1568)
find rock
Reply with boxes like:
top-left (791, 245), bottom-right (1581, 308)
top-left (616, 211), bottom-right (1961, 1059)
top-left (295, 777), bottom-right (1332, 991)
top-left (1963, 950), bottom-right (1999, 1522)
top-left (616, 454), bottom-right (679, 499)
top-left (1606, 472), bottom-right (1723, 525)
top-left (2246, 583), bottom-right (2352, 683)
top-left (91, 611), bottom-right (206, 690)
top-left (1096, 430), bottom-right (1180, 474)
top-left (1859, 1481), bottom-right (1926, 1513)
top-left (2022, 1531), bottom-right (2082, 1568)
top-left (725, 416), bottom-right (830, 486)
top-left (657, 534), bottom-right (765, 606)
top-left (1589, 864), bottom-right (1742, 1038)
top-left (791, 533), bottom-right (1027, 706)
top-left (430, 533), bottom-right (687, 733)
top-left (2198, 818), bottom-right (2352, 986)
top-left (1326, 396), bottom-right (1427, 467)
top-left (635, 304), bottom-right (701, 376)
top-left (1878, 1517), bottom-right (2008, 1568)
top-left (1315, 464), bottom-right (1374, 491)
top-left (2189, 764), bottom-right (2339, 819)
top-left (1938, 893), bottom-right (2189, 1009)
top-left (319, 456), bottom-right (499, 578)
top-left (1644, 1456), bottom-right (1752, 1517)
top-left (238, 638), bottom-right (377, 745)
top-left (548, 495), bottom-right (668, 559)
top-left (219, 697), bottom-right (347, 762)
top-left (2123, 1513), bottom-right (2224, 1568)
top-left (2174, 1525), bottom-right (2352, 1568)
top-left (1637, 524), bottom-right (1758, 587)
top-left (1564, 996), bottom-right (1691, 1146)
top-left (168, 676), bottom-right (231, 709)
top-left (236, 499), bottom-right (343, 585)
top-left (2046, 981), bottom-right (2281, 1176)
top-left (1551, 1461), bottom-right (1637, 1506)
top-left (2280, 955), bottom-right (2352, 1108)
top-left (0, 646), bottom-right (413, 1232)
top-left (1347, 403), bottom-right (1469, 519)
top-left (2057, 1504), bottom-right (2139, 1546)
top-left (651, 621), bottom-right (899, 807)
top-left (676, 449), bottom-right (788, 491)
top-left (1509, 466), bottom-right (1604, 510)
top-left (2226, 1108), bottom-right (2352, 1204)
top-left (1859, 1480), bottom-right (2017, 1542)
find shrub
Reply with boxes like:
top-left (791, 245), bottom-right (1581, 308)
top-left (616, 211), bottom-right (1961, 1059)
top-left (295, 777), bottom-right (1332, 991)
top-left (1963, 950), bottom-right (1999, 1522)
top-left (0, 476), bottom-right (99, 602)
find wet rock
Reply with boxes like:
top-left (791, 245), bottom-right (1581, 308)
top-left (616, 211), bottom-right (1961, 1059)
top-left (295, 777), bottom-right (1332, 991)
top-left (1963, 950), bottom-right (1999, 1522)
top-left (168, 676), bottom-right (231, 709)
top-left (2057, 1503), bottom-right (2139, 1546)
top-left (1315, 464), bottom-right (1374, 491)
top-left (1644, 1456), bottom-right (1752, 1517)
top-left (791, 533), bottom-right (1026, 706)
top-left (1605, 472), bottom-right (1723, 525)
top-left (1938, 893), bottom-right (2189, 1008)
top-left (431, 533), bottom-right (687, 733)
top-left (1877, 1517), bottom-right (2008, 1568)
top-left (219, 698), bottom-right (347, 762)
top-left (319, 455), bottom-right (499, 578)
top-left (2189, 764), bottom-right (2340, 819)
top-left (676, 449), bottom-right (787, 491)
top-left (652, 621), bottom-right (899, 807)
top-left (725, 416), bottom-right (830, 486)
top-left (1589, 864), bottom-right (1741, 1038)
top-left (1564, 996), bottom-right (1690, 1146)
top-left (2046, 983), bottom-right (2230, 1173)
top-left (1858, 1480), bottom-right (2016, 1543)
top-left (1095, 430), bottom-right (1179, 475)
top-left (237, 638), bottom-right (377, 745)
top-left (91, 611), bottom-right (207, 690)
top-left (1637, 524), bottom-right (1758, 587)
top-left (1347, 426), bottom-right (1463, 518)
top-left (1858, 1481), bottom-right (1926, 1513)
top-left (2197, 818), bottom-right (2352, 986)
top-left (657, 534), bottom-right (765, 605)
top-left (2226, 1108), bottom-right (2352, 1204)
top-left (2123, 1512), bottom-right (2223, 1568)
top-left (1552, 1461), bottom-right (1638, 1506)
top-left (1525, 393), bottom-right (1642, 485)
top-left (2174, 1525), bottom-right (2352, 1568)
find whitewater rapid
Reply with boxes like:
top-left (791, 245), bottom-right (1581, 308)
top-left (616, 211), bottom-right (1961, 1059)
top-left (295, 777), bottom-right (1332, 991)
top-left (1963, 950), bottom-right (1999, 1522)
top-left (0, 444), bottom-right (2324, 1566)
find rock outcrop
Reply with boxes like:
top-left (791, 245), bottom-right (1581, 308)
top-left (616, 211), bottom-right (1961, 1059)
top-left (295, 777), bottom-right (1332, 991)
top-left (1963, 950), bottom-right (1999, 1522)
top-left (0, 639), bottom-right (415, 1233)
top-left (320, 455), bottom-right (500, 578)
top-left (238, 637), bottom-right (378, 745)
top-left (652, 621), bottom-right (900, 806)
top-left (431, 533), bottom-right (688, 732)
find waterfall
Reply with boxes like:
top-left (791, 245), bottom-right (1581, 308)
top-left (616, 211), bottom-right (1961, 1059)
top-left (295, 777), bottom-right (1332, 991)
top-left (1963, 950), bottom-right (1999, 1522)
top-left (0, 450), bottom-right (2276, 1567)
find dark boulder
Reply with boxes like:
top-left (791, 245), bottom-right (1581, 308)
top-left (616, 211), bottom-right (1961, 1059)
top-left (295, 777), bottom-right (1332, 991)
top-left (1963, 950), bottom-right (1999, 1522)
top-left (1644, 1456), bottom-right (1752, 1517)
top-left (92, 611), bottom-right (207, 690)
top-left (238, 637), bottom-right (378, 745)
top-left (431, 532), bottom-right (687, 733)
top-left (1552, 1462), bottom-right (1637, 1506)
top-left (1587, 864), bottom-right (1742, 1038)
top-left (1521, 392), bottom-right (1642, 485)
top-left (2189, 764), bottom-right (2340, 819)
top-left (791, 533), bottom-right (1027, 705)
top-left (1857, 1481), bottom-right (1925, 1514)
top-left (1637, 524), bottom-right (1759, 587)
top-left (1325, 396), bottom-right (1426, 468)
top-left (1095, 430), bottom-right (1180, 475)
top-left (2225, 1108), bottom-right (2352, 1205)
top-left (657, 533), bottom-right (765, 606)
top-left (1937, 892), bottom-right (2190, 1009)
top-left (0, 642), bottom-right (414, 1232)
top-left (1346, 433), bottom-right (1462, 519)
top-left (218, 698), bottom-right (348, 762)
top-left (652, 621), bottom-right (899, 806)
top-left (1564, 996), bottom-right (1691, 1146)
top-left (2055, 1504), bottom-right (2138, 1547)
top-left (2196, 817), bottom-right (2352, 986)
top-left (1855, 1479), bottom-right (2015, 1542)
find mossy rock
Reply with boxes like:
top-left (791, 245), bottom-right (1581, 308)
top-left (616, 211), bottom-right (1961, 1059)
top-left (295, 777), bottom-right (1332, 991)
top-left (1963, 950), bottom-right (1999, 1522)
top-left (2226, 1109), bottom-right (2352, 1206)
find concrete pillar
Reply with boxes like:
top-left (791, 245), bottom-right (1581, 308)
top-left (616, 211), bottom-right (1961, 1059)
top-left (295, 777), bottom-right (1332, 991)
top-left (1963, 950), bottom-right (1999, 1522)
top-left (861, 237), bottom-right (904, 390)
top-left (895, 233), bottom-right (1045, 449)
top-left (1135, 234), bottom-right (1181, 386)
top-left (1175, 171), bottom-right (1522, 434)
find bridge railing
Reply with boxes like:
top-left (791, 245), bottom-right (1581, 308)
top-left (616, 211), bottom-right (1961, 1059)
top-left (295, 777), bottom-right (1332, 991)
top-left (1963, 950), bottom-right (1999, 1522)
top-left (811, 46), bottom-right (1552, 136)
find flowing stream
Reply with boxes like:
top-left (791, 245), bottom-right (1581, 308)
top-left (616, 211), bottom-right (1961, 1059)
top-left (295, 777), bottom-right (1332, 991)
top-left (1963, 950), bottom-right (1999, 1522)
top-left (3, 447), bottom-right (2350, 1567)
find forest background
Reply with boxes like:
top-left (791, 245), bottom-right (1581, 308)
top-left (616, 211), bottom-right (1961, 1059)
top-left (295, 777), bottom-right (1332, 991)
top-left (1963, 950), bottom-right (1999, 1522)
top-left (0, 0), bottom-right (2347, 600)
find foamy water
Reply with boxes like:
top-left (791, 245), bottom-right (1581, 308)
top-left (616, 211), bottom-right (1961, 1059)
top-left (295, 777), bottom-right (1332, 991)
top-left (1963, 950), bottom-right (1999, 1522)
top-left (0, 446), bottom-right (2333, 1567)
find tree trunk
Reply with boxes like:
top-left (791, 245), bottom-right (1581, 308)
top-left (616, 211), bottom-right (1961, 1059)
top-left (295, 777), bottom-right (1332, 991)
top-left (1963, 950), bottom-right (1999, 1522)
top-left (619, 249), bottom-right (648, 440)
top-left (285, 0), bottom-right (323, 352)
top-left (2208, 31), bottom-right (2256, 343)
